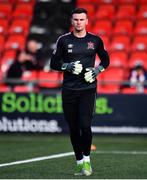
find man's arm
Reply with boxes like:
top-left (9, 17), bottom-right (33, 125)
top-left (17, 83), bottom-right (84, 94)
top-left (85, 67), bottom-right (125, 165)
top-left (50, 37), bottom-right (63, 71)
top-left (50, 37), bottom-right (83, 74)
top-left (96, 37), bottom-right (110, 71)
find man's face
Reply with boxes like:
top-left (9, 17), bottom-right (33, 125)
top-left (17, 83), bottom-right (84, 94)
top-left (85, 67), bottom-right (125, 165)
top-left (71, 13), bottom-right (88, 32)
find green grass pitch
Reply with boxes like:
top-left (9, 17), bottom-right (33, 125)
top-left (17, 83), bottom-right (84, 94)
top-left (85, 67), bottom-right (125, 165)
top-left (0, 134), bottom-right (147, 179)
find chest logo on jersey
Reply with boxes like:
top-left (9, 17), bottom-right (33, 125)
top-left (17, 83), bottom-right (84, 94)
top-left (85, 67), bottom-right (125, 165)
top-left (67, 44), bottom-right (73, 53)
top-left (87, 41), bottom-right (94, 50)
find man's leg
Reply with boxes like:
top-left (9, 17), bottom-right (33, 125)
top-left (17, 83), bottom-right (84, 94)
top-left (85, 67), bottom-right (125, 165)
top-left (62, 88), bottom-right (83, 161)
top-left (78, 88), bottom-right (96, 175)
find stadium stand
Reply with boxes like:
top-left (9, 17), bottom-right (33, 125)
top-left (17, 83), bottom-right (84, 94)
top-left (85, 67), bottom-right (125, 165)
top-left (0, 0), bottom-right (147, 94)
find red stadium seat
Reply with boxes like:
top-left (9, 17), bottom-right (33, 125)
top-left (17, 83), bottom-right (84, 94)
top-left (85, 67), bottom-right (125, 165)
top-left (12, 4), bottom-right (33, 19)
top-left (0, 83), bottom-right (11, 92)
top-left (134, 20), bottom-right (147, 35)
top-left (97, 84), bottom-right (120, 94)
top-left (5, 34), bottom-right (26, 50)
top-left (16, 0), bottom-right (35, 5)
top-left (94, 0), bottom-right (116, 4)
top-left (77, 4), bottom-right (95, 16)
top-left (115, 4), bottom-right (136, 20)
top-left (0, 34), bottom-right (5, 52)
top-left (110, 51), bottom-right (128, 68)
top-left (0, 18), bottom-right (9, 34)
top-left (98, 67), bottom-right (125, 93)
top-left (102, 67), bottom-right (124, 82)
top-left (121, 87), bottom-right (137, 94)
top-left (2, 49), bottom-right (17, 60)
top-left (8, 18), bottom-right (30, 36)
top-left (136, 5), bottom-right (147, 20)
top-left (0, 3), bottom-right (12, 15)
top-left (0, 49), bottom-right (17, 75)
top-left (99, 35), bottom-right (110, 50)
top-left (113, 19), bottom-right (133, 35)
top-left (129, 52), bottom-right (147, 69)
top-left (139, 0), bottom-right (147, 4)
top-left (38, 71), bottom-right (62, 88)
top-left (77, 0), bottom-right (103, 6)
top-left (77, 0), bottom-right (91, 5)
top-left (131, 35), bottom-right (147, 51)
top-left (14, 85), bottom-right (38, 93)
top-left (0, 5), bottom-right (12, 19)
top-left (144, 89), bottom-right (147, 94)
top-left (95, 4), bottom-right (115, 20)
top-left (22, 70), bottom-right (38, 82)
top-left (92, 20), bottom-right (112, 36)
top-left (116, 0), bottom-right (138, 4)
top-left (110, 35), bottom-right (131, 52)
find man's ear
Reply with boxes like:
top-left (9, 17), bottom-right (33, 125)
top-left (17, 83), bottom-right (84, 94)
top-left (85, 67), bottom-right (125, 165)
top-left (71, 18), bottom-right (73, 26)
top-left (86, 19), bottom-right (88, 25)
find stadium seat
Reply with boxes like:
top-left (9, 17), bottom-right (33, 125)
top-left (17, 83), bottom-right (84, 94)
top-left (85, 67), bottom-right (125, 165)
top-left (93, 0), bottom-right (116, 4)
top-left (116, 0), bottom-right (138, 4)
top-left (139, 0), bottom-right (147, 4)
top-left (99, 67), bottom-right (124, 93)
top-left (0, 83), bottom-right (11, 92)
top-left (77, 0), bottom-right (91, 5)
top-left (76, 4), bottom-right (95, 16)
top-left (4, 34), bottom-right (26, 50)
top-left (102, 67), bottom-right (124, 82)
top-left (0, 49), bottom-right (17, 75)
top-left (110, 35), bottom-right (131, 52)
top-left (136, 5), bottom-right (147, 20)
top-left (121, 87), bottom-right (137, 94)
top-left (113, 19), bottom-right (133, 35)
top-left (22, 70), bottom-right (38, 82)
top-left (92, 20), bottom-right (112, 36)
top-left (134, 20), bottom-right (147, 35)
top-left (95, 4), bottom-right (115, 20)
top-left (14, 85), bottom-right (38, 92)
top-left (12, 3), bottom-right (34, 19)
top-left (2, 49), bottom-right (17, 61)
top-left (8, 18), bottom-right (30, 36)
top-left (109, 51), bottom-right (128, 68)
top-left (0, 3), bottom-right (12, 18)
top-left (0, 18), bottom-right (9, 34)
top-left (0, 34), bottom-right (5, 52)
top-left (131, 35), bottom-right (147, 51)
top-left (16, 0), bottom-right (35, 5)
top-left (128, 52), bottom-right (147, 69)
top-left (99, 35), bottom-right (110, 50)
top-left (144, 88), bottom-right (147, 94)
top-left (38, 71), bottom-right (62, 89)
top-left (115, 4), bottom-right (136, 20)
top-left (97, 84), bottom-right (120, 94)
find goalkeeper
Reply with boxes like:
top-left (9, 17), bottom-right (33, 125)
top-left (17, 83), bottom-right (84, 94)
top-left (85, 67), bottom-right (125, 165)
top-left (50, 8), bottom-right (110, 176)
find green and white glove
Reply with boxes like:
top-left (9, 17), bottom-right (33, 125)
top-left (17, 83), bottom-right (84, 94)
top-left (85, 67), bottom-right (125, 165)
top-left (84, 65), bottom-right (105, 83)
top-left (61, 61), bottom-right (83, 75)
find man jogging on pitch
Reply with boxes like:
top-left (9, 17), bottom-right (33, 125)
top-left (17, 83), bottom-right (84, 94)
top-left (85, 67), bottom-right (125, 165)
top-left (50, 8), bottom-right (110, 176)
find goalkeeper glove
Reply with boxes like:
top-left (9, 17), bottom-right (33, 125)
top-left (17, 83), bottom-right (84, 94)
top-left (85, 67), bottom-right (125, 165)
top-left (61, 61), bottom-right (83, 75)
top-left (84, 65), bottom-right (105, 83)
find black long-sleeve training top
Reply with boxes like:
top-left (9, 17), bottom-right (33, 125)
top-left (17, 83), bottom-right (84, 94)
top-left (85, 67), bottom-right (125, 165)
top-left (50, 32), bottom-right (110, 90)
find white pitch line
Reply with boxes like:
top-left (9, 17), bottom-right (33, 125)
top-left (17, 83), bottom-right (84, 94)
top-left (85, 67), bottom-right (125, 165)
top-left (0, 150), bottom-right (147, 168)
top-left (95, 150), bottom-right (147, 155)
top-left (0, 151), bottom-right (74, 168)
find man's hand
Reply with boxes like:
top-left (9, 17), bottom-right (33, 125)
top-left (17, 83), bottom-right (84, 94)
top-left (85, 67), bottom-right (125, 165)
top-left (84, 65), bottom-right (105, 83)
top-left (61, 61), bottom-right (83, 75)
top-left (84, 68), bottom-right (98, 83)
